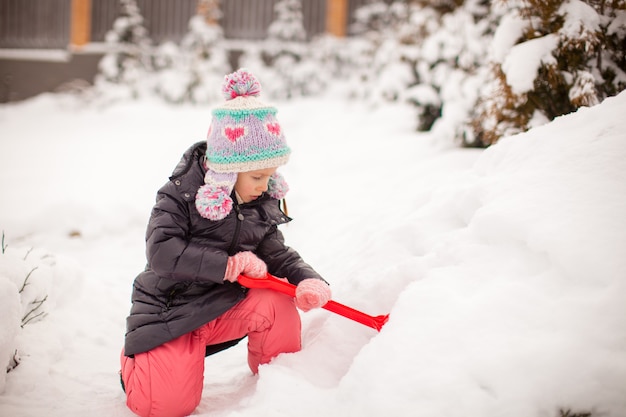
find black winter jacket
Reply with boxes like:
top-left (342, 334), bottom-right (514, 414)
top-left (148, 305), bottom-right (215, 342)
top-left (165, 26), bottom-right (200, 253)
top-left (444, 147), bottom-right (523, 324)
top-left (124, 141), bottom-right (322, 356)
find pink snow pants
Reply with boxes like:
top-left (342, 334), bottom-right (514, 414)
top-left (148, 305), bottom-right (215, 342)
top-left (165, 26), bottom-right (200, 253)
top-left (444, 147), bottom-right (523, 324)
top-left (120, 288), bottom-right (301, 417)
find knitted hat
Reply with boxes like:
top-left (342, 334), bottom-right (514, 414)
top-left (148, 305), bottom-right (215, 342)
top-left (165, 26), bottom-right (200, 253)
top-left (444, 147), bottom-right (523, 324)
top-left (195, 68), bottom-right (290, 221)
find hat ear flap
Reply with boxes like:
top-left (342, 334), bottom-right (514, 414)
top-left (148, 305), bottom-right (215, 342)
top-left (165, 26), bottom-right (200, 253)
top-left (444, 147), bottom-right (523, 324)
top-left (267, 172), bottom-right (289, 200)
top-left (196, 169), bottom-right (238, 221)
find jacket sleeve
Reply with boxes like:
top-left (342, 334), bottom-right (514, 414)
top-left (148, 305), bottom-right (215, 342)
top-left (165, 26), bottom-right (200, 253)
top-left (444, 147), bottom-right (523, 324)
top-left (256, 225), bottom-right (325, 286)
top-left (145, 186), bottom-right (228, 284)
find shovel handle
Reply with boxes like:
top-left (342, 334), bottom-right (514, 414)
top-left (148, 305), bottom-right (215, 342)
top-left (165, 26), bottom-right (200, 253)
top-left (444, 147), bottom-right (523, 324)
top-left (238, 274), bottom-right (389, 331)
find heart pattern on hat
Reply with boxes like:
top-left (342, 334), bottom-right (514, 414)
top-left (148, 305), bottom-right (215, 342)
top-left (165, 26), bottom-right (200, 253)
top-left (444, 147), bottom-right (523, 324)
top-left (223, 125), bottom-right (247, 142)
top-left (266, 122), bottom-right (281, 136)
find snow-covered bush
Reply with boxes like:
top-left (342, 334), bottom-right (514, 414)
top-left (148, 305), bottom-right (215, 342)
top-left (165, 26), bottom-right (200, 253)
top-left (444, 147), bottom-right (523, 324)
top-left (94, 0), bottom-right (228, 105)
top-left (152, 41), bottom-right (190, 103)
top-left (341, 0), bottom-right (624, 145)
top-left (267, 0), bottom-right (307, 43)
top-left (94, 0), bottom-right (155, 102)
top-left (0, 233), bottom-right (82, 393)
top-left (411, 0), bottom-right (492, 139)
top-left (240, 0), bottom-right (326, 99)
top-left (470, 0), bottom-right (626, 145)
top-left (342, 0), bottom-right (493, 140)
top-left (180, 13), bottom-right (230, 104)
top-left (155, 11), bottom-right (229, 104)
top-left (345, 1), bottom-right (419, 105)
top-left (0, 234), bottom-right (20, 394)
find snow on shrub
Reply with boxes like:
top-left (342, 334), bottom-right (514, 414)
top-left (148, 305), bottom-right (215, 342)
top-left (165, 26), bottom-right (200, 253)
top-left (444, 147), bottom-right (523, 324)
top-left (0, 233), bottom-right (83, 393)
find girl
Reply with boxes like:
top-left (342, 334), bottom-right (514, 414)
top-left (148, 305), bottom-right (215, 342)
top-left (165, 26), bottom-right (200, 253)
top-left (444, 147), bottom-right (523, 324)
top-left (120, 68), bottom-right (331, 417)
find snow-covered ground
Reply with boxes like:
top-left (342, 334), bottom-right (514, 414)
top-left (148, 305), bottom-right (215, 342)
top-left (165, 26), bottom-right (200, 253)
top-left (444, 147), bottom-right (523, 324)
top-left (0, 88), bottom-right (625, 417)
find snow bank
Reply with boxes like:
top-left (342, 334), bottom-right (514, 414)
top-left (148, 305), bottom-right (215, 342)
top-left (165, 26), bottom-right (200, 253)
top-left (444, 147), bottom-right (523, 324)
top-left (227, 92), bottom-right (626, 417)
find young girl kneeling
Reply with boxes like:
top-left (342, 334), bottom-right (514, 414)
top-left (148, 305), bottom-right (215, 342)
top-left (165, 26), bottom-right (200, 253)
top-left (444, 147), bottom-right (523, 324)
top-left (120, 68), bottom-right (330, 417)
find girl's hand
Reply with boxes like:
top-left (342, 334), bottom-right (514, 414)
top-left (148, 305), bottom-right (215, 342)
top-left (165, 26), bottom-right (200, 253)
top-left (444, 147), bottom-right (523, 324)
top-left (295, 279), bottom-right (331, 312)
top-left (224, 251), bottom-right (267, 282)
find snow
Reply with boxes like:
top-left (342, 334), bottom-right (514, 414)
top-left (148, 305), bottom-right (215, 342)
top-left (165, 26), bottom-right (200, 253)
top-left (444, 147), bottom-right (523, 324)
top-left (490, 11), bottom-right (526, 63)
top-left (558, 0), bottom-right (600, 40)
top-left (503, 34), bottom-right (559, 95)
top-left (0, 86), bottom-right (625, 417)
top-left (0, 48), bottom-right (70, 62)
top-left (608, 9), bottom-right (626, 37)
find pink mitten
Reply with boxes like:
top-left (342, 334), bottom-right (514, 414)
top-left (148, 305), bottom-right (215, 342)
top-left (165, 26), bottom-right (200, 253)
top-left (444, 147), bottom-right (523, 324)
top-left (295, 279), bottom-right (331, 312)
top-left (224, 251), bottom-right (267, 282)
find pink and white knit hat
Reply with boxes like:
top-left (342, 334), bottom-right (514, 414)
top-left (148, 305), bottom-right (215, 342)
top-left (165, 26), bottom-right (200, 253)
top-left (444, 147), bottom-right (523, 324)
top-left (195, 68), bottom-right (290, 221)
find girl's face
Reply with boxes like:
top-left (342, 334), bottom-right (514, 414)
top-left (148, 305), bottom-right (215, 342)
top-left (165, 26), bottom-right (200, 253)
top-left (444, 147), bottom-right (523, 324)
top-left (234, 167), bottom-right (278, 203)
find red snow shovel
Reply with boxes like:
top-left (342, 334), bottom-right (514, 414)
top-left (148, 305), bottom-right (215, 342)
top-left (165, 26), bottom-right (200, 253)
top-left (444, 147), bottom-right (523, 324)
top-left (238, 273), bottom-right (389, 331)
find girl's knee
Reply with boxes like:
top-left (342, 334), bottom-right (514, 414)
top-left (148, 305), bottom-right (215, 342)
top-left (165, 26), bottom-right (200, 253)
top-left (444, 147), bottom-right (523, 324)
top-left (120, 334), bottom-right (205, 417)
top-left (123, 360), bottom-right (202, 417)
top-left (246, 290), bottom-right (302, 373)
top-left (254, 288), bottom-right (300, 321)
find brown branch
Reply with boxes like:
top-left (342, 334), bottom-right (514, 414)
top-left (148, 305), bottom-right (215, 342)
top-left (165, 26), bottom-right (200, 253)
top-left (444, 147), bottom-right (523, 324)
top-left (18, 267), bottom-right (38, 293)
top-left (21, 295), bottom-right (48, 327)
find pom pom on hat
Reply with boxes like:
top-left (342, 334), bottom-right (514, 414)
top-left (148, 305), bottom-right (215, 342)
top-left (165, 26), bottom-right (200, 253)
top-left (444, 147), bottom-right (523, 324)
top-left (195, 169), bottom-right (237, 221)
top-left (221, 68), bottom-right (261, 100)
top-left (195, 184), bottom-right (234, 221)
top-left (267, 172), bottom-right (289, 200)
